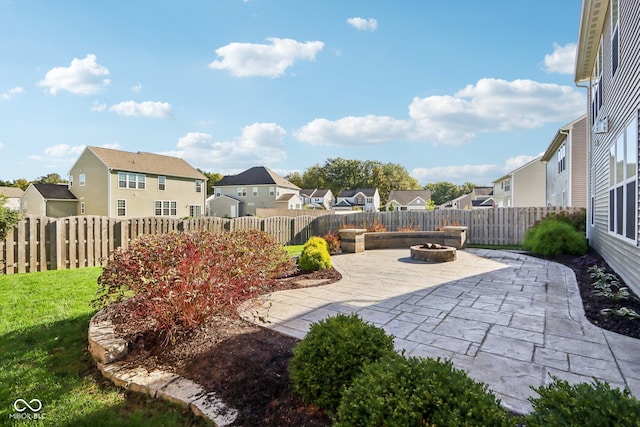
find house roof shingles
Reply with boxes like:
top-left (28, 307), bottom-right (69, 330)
top-left (88, 146), bottom-right (207, 180)
top-left (0, 186), bottom-right (24, 198)
top-left (216, 166), bottom-right (300, 189)
top-left (33, 183), bottom-right (77, 200)
top-left (387, 190), bottom-right (431, 205)
top-left (337, 188), bottom-right (378, 198)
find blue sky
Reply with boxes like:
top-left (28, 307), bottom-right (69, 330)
top-left (0, 0), bottom-right (585, 186)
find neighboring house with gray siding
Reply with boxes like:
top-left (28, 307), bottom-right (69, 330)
top-left (335, 188), bottom-right (380, 212)
top-left (68, 146), bottom-right (207, 219)
top-left (541, 115), bottom-right (588, 207)
top-left (575, 0), bottom-right (640, 294)
top-left (208, 166), bottom-right (300, 217)
top-left (21, 183), bottom-right (77, 218)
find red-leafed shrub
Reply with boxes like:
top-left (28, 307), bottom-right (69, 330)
top-left (322, 230), bottom-right (341, 254)
top-left (94, 229), bottom-right (295, 345)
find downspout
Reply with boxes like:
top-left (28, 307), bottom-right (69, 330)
top-left (559, 129), bottom-right (570, 207)
top-left (575, 80), bottom-right (591, 240)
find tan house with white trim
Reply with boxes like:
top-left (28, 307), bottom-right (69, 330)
top-left (492, 157), bottom-right (545, 207)
top-left (68, 146), bottom-right (207, 219)
top-left (0, 186), bottom-right (24, 211)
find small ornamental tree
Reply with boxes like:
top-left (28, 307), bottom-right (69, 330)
top-left (0, 195), bottom-right (21, 240)
top-left (94, 229), bottom-right (295, 345)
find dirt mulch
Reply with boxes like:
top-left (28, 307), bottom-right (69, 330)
top-left (111, 249), bottom-right (640, 426)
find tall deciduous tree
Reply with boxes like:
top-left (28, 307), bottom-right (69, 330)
top-left (198, 169), bottom-right (223, 196)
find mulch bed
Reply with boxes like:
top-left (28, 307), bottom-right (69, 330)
top-left (110, 249), bottom-right (640, 426)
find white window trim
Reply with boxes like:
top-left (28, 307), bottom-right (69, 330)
top-left (154, 200), bottom-right (178, 216)
top-left (118, 172), bottom-right (146, 190)
top-left (117, 199), bottom-right (127, 217)
top-left (79, 173), bottom-right (86, 186)
top-left (608, 115), bottom-right (638, 243)
top-left (158, 176), bottom-right (166, 191)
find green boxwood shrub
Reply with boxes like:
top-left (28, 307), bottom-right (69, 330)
top-left (523, 219), bottom-right (587, 256)
top-left (298, 236), bottom-right (332, 271)
top-left (289, 313), bottom-right (395, 414)
top-left (335, 354), bottom-right (511, 427)
top-left (524, 376), bottom-right (640, 426)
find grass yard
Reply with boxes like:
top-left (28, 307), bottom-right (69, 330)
top-left (0, 268), bottom-right (213, 427)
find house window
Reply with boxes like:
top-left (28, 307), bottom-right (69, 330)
top-left (69, 175), bottom-right (73, 188)
top-left (155, 200), bottom-right (177, 216)
top-left (557, 144), bottom-right (566, 173)
top-left (195, 180), bottom-right (203, 193)
top-left (189, 205), bottom-right (202, 217)
top-left (158, 176), bottom-right (166, 191)
top-left (117, 199), bottom-right (126, 217)
top-left (366, 197), bottom-right (373, 204)
top-left (611, 0), bottom-right (619, 77)
top-left (79, 173), bottom-right (86, 186)
top-left (608, 115), bottom-right (638, 240)
top-left (269, 187), bottom-right (275, 197)
top-left (118, 172), bottom-right (146, 189)
top-left (215, 188), bottom-right (221, 197)
top-left (237, 187), bottom-right (247, 197)
top-left (591, 39), bottom-right (604, 124)
top-left (252, 187), bottom-right (258, 197)
top-left (80, 202), bottom-right (85, 214)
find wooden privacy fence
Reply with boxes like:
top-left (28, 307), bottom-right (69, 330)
top-left (1, 207), bottom-right (583, 275)
top-left (0, 215), bottom-right (316, 274)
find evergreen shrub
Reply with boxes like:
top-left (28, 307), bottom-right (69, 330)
top-left (335, 354), bottom-right (511, 427)
top-left (289, 313), bottom-right (395, 414)
top-left (524, 376), bottom-right (640, 426)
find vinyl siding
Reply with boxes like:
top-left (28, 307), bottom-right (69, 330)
top-left (570, 116), bottom-right (588, 207)
top-left (588, 0), bottom-right (640, 295)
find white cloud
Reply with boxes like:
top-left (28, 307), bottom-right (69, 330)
top-left (347, 17), bottom-right (378, 31)
top-left (131, 82), bottom-right (142, 92)
top-left (109, 101), bottom-right (173, 119)
top-left (91, 100), bottom-right (107, 112)
top-left (411, 154), bottom-right (542, 185)
top-left (38, 54), bottom-right (110, 95)
top-left (29, 144), bottom-right (86, 164)
top-left (543, 43), bottom-right (577, 74)
top-left (208, 37), bottom-right (324, 78)
top-left (0, 142), bottom-right (4, 150)
top-left (294, 115), bottom-right (415, 146)
top-left (1, 86), bottom-right (25, 100)
top-left (295, 78), bottom-right (585, 146)
top-left (168, 123), bottom-right (287, 169)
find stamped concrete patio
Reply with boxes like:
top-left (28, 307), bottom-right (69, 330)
top-left (240, 248), bottom-right (640, 414)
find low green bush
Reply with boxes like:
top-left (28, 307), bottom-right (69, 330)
top-left (335, 354), bottom-right (511, 427)
top-left (523, 219), bottom-right (587, 256)
top-left (298, 236), bottom-right (332, 271)
top-left (524, 376), bottom-right (640, 426)
top-left (289, 313), bottom-right (395, 414)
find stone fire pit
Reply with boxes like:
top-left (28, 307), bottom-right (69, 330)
top-left (410, 243), bottom-right (457, 263)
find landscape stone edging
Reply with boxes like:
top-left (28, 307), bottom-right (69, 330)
top-left (88, 309), bottom-right (238, 426)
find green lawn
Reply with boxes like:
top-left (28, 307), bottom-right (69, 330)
top-left (0, 268), bottom-right (213, 427)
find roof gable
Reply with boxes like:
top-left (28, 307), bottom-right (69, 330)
top-left (216, 166), bottom-right (300, 189)
top-left (387, 190), bottom-right (431, 205)
top-left (86, 146), bottom-right (207, 180)
top-left (33, 183), bottom-right (77, 200)
top-left (0, 186), bottom-right (24, 198)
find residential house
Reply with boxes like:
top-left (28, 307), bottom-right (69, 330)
top-left (441, 187), bottom-right (493, 209)
top-left (21, 183), bottom-right (77, 218)
top-left (386, 189), bottom-right (432, 211)
top-left (299, 189), bottom-right (335, 210)
top-left (334, 188), bottom-right (380, 212)
top-left (68, 146), bottom-right (207, 219)
top-left (575, 0), bottom-right (640, 293)
top-left (208, 166), bottom-right (300, 217)
top-left (0, 186), bottom-right (24, 211)
top-left (492, 157), bottom-right (546, 207)
top-left (540, 115), bottom-right (588, 207)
